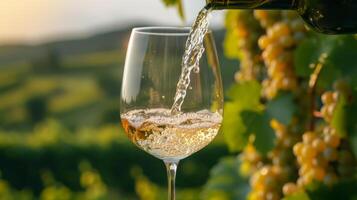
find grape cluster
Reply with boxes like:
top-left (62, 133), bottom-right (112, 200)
top-left (320, 91), bottom-right (339, 122)
top-left (254, 10), bottom-right (281, 29)
top-left (240, 142), bottom-right (263, 176)
top-left (320, 79), bottom-right (351, 122)
top-left (247, 120), bottom-right (299, 200)
top-left (248, 165), bottom-right (283, 200)
top-left (230, 9), bottom-right (356, 200)
top-left (293, 129), bottom-right (341, 187)
top-left (254, 11), bottom-right (306, 99)
top-left (290, 87), bottom-right (355, 192)
top-left (231, 10), bottom-right (265, 81)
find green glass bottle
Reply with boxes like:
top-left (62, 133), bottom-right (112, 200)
top-left (206, 0), bottom-right (357, 34)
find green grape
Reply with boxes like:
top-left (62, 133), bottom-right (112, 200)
top-left (312, 155), bottom-right (328, 167)
top-left (283, 182), bottom-right (300, 196)
top-left (312, 138), bottom-right (326, 152)
top-left (231, 10), bottom-right (264, 81)
top-left (248, 119), bottom-right (299, 200)
top-left (255, 11), bottom-right (305, 99)
top-left (232, 10), bottom-right (357, 200)
top-left (302, 131), bottom-right (317, 144)
top-left (292, 84), bottom-right (356, 193)
top-left (324, 134), bottom-right (340, 148)
top-left (321, 91), bottom-right (334, 104)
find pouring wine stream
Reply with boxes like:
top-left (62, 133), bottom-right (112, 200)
top-left (171, 7), bottom-right (211, 115)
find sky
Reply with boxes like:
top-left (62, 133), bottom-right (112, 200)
top-left (0, 0), bottom-right (225, 44)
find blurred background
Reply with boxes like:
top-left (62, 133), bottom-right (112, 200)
top-left (0, 0), bottom-right (238, 199)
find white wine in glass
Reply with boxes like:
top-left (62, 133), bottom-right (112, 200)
top-left (120, 27), bottom-right (223, 200)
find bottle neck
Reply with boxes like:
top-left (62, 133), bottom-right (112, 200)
top-left (206, 0), bottom-right (297, 10)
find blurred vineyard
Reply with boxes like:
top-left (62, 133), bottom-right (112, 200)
top-left (0, 120), bottom-right (228, 199)
top-left (0, 24), bottom-right (236, 199)
top-left (0, 50), bottom-right (122, 128)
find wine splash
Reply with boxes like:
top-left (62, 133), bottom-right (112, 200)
top-left (121, 108), bottom-right (222, 160)
top-left (171, 8), bottom-right (211, 114)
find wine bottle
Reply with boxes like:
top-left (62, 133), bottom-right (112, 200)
top-left (206, 0), bottom-right (357, 34)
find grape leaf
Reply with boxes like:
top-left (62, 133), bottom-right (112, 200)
top-left (222, 81), bottom-right (275, 154)
top-left (327, 36), bottom-right (357, 76)
top-left (202, 156), bottom-right (250, 200)
top-left (222, 81), bottom-right (262, 152)
top-left (226, 80), bottom-right (261, 107)
top-left (305, 179), bottom-right (357, 200)
top-left (347, 91), bottom-right (357, 156)
top-left (284, 180), bottom-right (357, 200)
top-left (294, 35), bottom-right (357, 89)
top-left (222, 102), bottom-right (250, 152)
top-left (331, 94), bottom-right (347, 137)
top-left (224, 11), bottom-right (243, 60)
top-left (241, 110), bottom-right (275, 154)
top-left (266, 92), bottom-right (296, 125)
top-left (224, 30), bottom-right (242, 60)
top-left (294, 35), bottom-right (335, 77)
top-left (352, 133), bottom-right (357, 159)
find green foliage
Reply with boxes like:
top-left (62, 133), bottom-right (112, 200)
top-left (31, 48), bottom-right (62, 73)
top-left (222, 81), bottom-right (262, 152)
top-left (283, 191), bottom-right (310, 200)
top-left (284, 180), bottom-right (357, 200)
top-left (96, 72), bottom-right (121, 97)
top-left (294, 35), bottom-right (334, 78)
top-left (219, 10), bottom-right (357, 200)
top-left (224, 30), bottom-right (241, 60)
top-left (266, 92), bottom-right (296, 125)
top-left (0, 120), bottom-right (227, 198)
top-left (132, 167), bottom-right (201, 200)
top-left (352, 132), bottom-right (357, 158)
top-left (241, 110), bottom-right (275, 154)
top-left (308, 180), bottom-right (357, 200)
top-left (223, 11), bottom-right (242, 60)
top-left (226, 81), bottom-right (261, 108)
top-left (202, 156), bottom-right (250, 200)
top-left (347, 91), bottom-right (357, 156)
top-left (331, 93), bottom-right (347, 137)
top-left (222, 81), bottom-right (275, 154)
top-left (222, 102), bottom-right (250, 152)
top-left (0, 161), bottom-right (131, 200)
top-left (0, 179), bottom-right (34, 200)
top-left (0, 75), bottom-right (105, 128)
top-left (63, 50), bottom-right (123, 69)
top-left (25, 95), bottom-right (48, 124)
top-left (294, 35), bottom-right (357, 88)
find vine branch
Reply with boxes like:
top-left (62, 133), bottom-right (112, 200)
top-left (307, 53), bottom-right (328, 131)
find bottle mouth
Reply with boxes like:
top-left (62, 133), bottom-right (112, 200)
top-left (133, 27), bottom-right (191, 36)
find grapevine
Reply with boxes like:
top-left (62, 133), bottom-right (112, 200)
top-left (224, 10), bottom-right (357, 200)
top-left (242, 11), bottom-right (306, 200)
top-left (228, 10), bottom-right (264, 81)
top-left (255, 10), bottom-right (306, 99)
top-left (292, 83), bottom-right (356, 190)
top-left (239, 141), bottom-right (263, 176)
top-left (246, 119), bottom-right (302, 200)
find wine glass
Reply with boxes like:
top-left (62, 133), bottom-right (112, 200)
top-left (120, 27), bottom-right (223, 200)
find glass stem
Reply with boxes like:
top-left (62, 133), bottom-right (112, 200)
top-left (164, 160), bottom-right (179, 200)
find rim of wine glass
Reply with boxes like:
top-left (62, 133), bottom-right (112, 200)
top-left (133, 26), bottom-right (191, 36)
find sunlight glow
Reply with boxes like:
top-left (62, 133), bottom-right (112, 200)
top-left (0, 0), bottom-right (223, 44)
